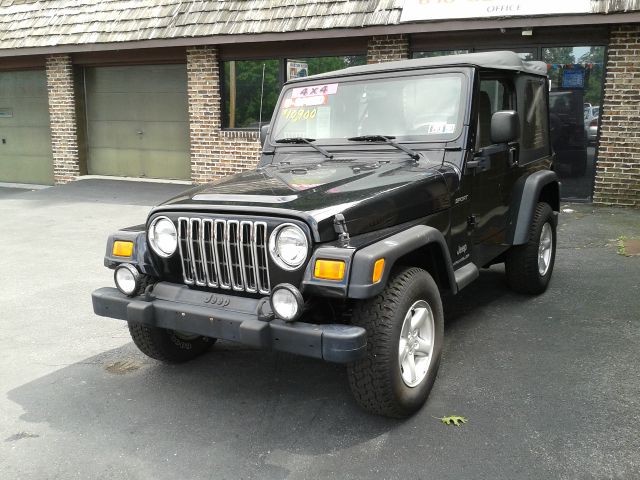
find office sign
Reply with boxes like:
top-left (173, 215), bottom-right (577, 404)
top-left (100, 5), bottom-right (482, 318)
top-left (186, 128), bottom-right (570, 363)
top-left (400, 0), bottom-right (593, 22)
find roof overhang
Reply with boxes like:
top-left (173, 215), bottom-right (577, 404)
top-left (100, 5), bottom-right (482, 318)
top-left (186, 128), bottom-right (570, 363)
top-left (0, 12), bottom-right (638, 58)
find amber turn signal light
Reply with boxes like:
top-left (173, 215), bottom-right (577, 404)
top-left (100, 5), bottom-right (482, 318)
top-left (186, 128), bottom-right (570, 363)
top-left (314, 259), bottom-right (346, 281)
top-left (112, 240), bottom-right (134, 257)
top-left (372, 258), bottom-right (385, 283)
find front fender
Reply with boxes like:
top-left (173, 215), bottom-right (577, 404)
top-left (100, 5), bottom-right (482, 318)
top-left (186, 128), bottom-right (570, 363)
top-left (347, 225), bottom-right (457, 299)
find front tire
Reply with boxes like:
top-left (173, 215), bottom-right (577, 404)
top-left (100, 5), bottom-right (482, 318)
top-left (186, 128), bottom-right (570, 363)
top-left (505, 202), bottom-right (557, 294)
top-left (128, 322), bottom-right (214, 363)
top-left (347, 267), bottom-right (444, 418)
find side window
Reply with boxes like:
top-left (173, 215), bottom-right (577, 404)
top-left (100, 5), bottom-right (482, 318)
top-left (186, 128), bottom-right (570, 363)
top-left (517, 76), bottom-right (551, 163)
top-left (477, 77), bottom-right (513, 149)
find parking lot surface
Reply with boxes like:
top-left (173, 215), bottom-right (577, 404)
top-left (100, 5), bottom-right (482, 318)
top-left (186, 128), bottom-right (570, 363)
top-left (1, 179), bottom-right (639, 480)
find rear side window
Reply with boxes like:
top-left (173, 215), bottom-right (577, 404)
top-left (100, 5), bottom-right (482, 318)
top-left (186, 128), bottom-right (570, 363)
top-left (517, 76), bottom-right (550, 163)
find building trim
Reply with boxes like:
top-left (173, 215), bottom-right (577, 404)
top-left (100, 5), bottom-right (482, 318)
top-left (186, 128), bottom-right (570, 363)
top-left (0, 55), bottom-right (47, 70)
top-left (410, 26), bottom-right (610, 52)
top-left (72, 47), bottom-right (187, 66)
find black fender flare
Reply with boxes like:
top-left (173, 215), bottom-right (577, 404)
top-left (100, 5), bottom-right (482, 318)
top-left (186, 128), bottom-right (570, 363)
top-left (347, 225), bottom-right (457, 299)
top-left (507, 170), bottom-right (560, 245)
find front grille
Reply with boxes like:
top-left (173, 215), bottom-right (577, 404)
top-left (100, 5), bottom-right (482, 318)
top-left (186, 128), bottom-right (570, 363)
top-left (177, 217), bottom-right (270, 294)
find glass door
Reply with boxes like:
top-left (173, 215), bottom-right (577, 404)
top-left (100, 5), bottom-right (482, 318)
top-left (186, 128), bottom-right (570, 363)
top-left (544, 46), bottom-right (606, 200)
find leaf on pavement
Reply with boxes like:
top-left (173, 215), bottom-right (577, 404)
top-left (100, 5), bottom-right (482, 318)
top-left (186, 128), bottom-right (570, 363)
top-left (440, 415), bottom-right (467, 427)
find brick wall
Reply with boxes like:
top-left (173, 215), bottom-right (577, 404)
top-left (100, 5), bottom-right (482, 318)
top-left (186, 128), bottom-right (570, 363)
top-left (367, 34), bottom-right (409, 64)
top-left (594, 25), bottom-right (640, 207)
top-left (45, 54), bottom-right (80, 184)
top-left (186, 46), bottom-right (261, 184)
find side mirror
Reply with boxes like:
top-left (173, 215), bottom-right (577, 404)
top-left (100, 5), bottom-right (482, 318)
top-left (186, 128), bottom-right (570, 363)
top-left (260, 124), bottom-right (270, 147)
top-left (490, 111), bottom-right (520, 144)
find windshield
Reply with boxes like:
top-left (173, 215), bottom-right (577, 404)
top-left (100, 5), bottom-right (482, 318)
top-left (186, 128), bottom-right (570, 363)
top-left (271, 72), bottom-right (466, 143)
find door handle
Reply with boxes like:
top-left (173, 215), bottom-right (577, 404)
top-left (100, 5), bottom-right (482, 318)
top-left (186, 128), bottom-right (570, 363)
top-left (466, 156), bottom-right (490, 173)
top-left (466, 159), bottom-right (481, 169)
top-left (508, 146), bottom-right (518, 166)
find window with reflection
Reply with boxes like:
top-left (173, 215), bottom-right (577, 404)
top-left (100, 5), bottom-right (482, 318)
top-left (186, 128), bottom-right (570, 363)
top-left (544, 46), bottom-right (605, 199)
top-left (222, 59), bottom-right (281, 129)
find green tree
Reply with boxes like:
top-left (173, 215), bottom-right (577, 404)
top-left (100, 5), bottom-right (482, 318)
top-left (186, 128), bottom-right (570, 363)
top-left (305, 55), bottom-right (366, 75)
top-left (542, 47), bottom-right (575, 64)
top-left (224, 59), bottom-right (280, 129)
top-left (578, 47), bottom-right (605, 106)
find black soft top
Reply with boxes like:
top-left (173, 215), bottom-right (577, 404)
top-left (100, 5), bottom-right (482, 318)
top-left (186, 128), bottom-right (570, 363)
top-left (288, 51), bottom-right (548, 84)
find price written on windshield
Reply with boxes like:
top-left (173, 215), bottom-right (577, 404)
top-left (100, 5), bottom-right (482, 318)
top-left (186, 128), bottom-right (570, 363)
top-left (282, 108), bottom-right (317, 122)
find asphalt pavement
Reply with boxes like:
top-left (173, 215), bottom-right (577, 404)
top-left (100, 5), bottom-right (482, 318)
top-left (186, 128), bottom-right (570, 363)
top-left (1, 179), bottom-right (639, 480)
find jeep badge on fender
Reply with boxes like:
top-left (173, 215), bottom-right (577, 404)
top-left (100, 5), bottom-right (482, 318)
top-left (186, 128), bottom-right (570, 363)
top-left (92, 51), bottom-right (559, 418)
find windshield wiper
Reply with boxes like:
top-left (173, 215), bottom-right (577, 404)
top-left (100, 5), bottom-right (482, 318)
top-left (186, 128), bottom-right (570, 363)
top-left (347, 135), bottom-right (420, 161)
top-left (274, 137), bottom-right (333, 159)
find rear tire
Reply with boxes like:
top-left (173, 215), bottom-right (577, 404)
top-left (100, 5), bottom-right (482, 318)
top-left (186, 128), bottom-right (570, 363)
top-left (505, 202), bottom-right (557, 294)
top-left (347, 267), bottom-right (444, 418)
top-left (128, 322), bottom-right (214, 363)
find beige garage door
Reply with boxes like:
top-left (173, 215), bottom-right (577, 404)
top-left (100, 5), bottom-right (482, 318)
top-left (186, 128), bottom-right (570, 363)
top-left (0, 70), bottom-right (54, 185)
top-left (85, 64), bottom-right (190, 180)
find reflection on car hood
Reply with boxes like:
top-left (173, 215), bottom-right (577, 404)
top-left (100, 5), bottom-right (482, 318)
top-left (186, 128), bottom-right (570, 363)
top-left (158, 155), bottom-right (451, 241)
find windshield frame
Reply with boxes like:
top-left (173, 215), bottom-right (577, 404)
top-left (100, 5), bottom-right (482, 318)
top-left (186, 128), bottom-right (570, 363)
top-left (267, 67), bottom-right (472, 148)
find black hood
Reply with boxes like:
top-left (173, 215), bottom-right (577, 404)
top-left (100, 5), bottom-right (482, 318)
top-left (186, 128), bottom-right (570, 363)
top-left (156, 155), bottom-right (451, 242)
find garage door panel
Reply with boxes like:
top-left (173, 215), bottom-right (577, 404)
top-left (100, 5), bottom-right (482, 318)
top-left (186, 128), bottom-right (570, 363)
top-left (17, 73), bottom-right (47, 96)
top-left (0, 70), bottom-right (47, 97)
top-left (85, 64), bottom-right (190, 180)
top-left (86, 65), bottom-right (187, 94)
top-left (0, 126), bottom-right (52, 155)
top-left (87, 120), bottom-right (189, 151)
top-left (88, 148), bottom-right (189, 180)
top-left (141, 150), bottom-right (191, 179)
top-left (143, 121), bottom-right (190, 152)
top-left (0, 153), bottom-right (54, 184)
top-left (0, 98), bottom-right (50, 127)
top-left (87, 92), bottom-right (188, 123)
top-left (0, 74), bottom-right (17, 96)
top-left (0, 70), bottom-right (53, 185)
top-left (87, 148), bottom-right (144, 177)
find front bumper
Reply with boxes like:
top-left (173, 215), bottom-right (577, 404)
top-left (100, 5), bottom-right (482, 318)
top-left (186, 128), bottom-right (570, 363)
top-left (91, 282), bottom-right (366, 363)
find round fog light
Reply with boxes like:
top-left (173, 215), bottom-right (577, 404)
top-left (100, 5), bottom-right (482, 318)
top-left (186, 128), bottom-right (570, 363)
top-left (114, 263), bottom-right (141, 297)
top-left (270, 284), bottom-right (304, 322)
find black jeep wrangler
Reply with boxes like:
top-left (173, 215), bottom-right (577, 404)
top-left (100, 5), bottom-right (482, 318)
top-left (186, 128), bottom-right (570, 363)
top-left (92, 51), bottom-right (559, 418)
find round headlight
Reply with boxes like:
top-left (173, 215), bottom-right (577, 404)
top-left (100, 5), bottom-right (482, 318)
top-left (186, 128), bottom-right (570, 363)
top-left (269, 224), bottom-right (308, 270)
top-left (270, 284), bottom-right (304, 322)
top-left (148, 216), bottom-right (177, 258)
top-left (114, 263), bottom-right (141, 296)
